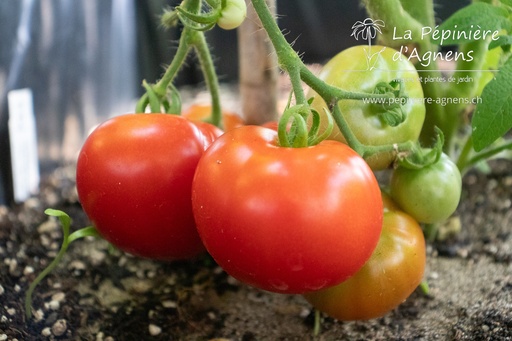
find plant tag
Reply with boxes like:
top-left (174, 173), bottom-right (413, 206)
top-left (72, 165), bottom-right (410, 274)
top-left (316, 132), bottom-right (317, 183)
top-left (8, 88), bottom-right (40, 203)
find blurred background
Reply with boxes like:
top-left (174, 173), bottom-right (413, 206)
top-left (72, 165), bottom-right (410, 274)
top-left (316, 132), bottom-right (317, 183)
top-left (0, 0), bottom-right (468, 204)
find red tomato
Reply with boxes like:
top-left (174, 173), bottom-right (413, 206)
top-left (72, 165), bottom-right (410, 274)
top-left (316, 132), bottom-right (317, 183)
top-left (303, 196), bottom-right (426, 320)
top-left (192, 126), bottom-right (383, 294)
top-left (76, 114), bottom-right (211, 261)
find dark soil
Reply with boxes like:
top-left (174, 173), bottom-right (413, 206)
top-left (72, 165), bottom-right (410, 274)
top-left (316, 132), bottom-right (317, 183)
top-left (0, 160), bottom-right (511, 341)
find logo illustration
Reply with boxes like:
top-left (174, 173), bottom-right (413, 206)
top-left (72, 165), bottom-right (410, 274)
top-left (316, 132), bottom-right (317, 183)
top-left (351, 18), bottom-right (386, 70)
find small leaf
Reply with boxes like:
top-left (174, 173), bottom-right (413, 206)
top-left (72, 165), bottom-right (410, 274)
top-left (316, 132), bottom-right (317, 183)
top-left (44, 209), bottom-right (71, 235)
top-left (432, 3), bottom-right (510, 45)
top-left (69, 226), bottom-right (100, 243)
top-left (489, 35), bottom-right (512, 51)
top-left (472, 57), bottom-right (512, 151)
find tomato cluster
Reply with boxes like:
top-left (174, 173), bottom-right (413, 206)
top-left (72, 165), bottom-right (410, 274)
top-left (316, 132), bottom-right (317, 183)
top-left (75, 45), bottom-right (462, 322)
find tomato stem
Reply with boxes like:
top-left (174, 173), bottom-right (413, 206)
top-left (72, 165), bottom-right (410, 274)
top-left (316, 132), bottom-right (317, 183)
top-left (190, 29), bottom-right (223, 127)
top-left (137, 0), bottom-right (223, 128)
top-left (313, 309), bottom-right (322, 337)
top-left (135, 25), bottom-right (192, 113)
top-left (419, 280), bottom-right (430, 295)
top-left (456, 136), bottom-right (512, 174)
top-left (423, 223), bottom-right (438, 243)
top-left (154, 31), bottom-right (192, 93)
top-left (287, 64), bottom-right (307, 108)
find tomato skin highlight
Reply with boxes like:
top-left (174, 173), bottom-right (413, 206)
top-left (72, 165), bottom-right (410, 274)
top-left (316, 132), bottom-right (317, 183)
top-left (192, 125), bottom-right (383, 294)
top-left (303, 204), bottom-right (426, 321)
top-left (76, 114), bottom-right (210, 261)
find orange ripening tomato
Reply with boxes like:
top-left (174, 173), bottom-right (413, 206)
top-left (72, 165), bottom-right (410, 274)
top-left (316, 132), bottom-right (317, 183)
top-left (182, 104), bottom-right (244, 132)
top-left (303, 193), bottom-right (426, 320)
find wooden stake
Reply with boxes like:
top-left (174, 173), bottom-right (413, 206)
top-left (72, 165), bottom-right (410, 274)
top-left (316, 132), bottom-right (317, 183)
top-left (238, 0), bottom-right (278, 125)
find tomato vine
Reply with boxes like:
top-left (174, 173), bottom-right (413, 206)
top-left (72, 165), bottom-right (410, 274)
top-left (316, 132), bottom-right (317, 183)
top-left (135, 0), bottom-right (224, 128)
top-left (25, 0), bottom-right (512, 330)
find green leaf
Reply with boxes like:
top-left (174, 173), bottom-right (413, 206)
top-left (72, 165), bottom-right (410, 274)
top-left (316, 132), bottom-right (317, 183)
top-left (44, 208), bottom-right (71, 235)
top-left (500, 0), bottom-right (512, 8)
top-left (69, 226), bottom-right (100, 243)
top-left (489, 35), bottom-right (512, 51)
top-left (431, 3), bottom-right (510, 46)
top-left (472, 57), bottom-right (512, 151)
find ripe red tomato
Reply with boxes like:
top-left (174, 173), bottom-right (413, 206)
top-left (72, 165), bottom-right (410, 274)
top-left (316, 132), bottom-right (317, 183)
top-left (303, 194), bottom-right (426, 320)
top-left (192, 125), bottom-right (383, 294)
top-left (76, 114), bottom-right (215, 261)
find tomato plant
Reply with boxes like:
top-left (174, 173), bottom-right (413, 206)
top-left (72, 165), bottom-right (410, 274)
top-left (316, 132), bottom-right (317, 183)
top-left (308, 45), bottom-right (426, 170)
top-left (303, 194), bottom-right (426, 321)
top-left (390, 153), bottom-right (462, 224)
top-left (28, 1), bottom-right (512, 330)
top-left (192, 125), bottom-right (383, 294)
top-left (76, 113), bottom-right (217, 261)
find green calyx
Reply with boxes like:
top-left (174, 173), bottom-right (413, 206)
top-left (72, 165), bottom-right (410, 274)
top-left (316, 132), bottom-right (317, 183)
top-left (396, 127), bottom-right (445, 170)
top-left (173, 6), bottom-right (219, 31)
top-left (277, 102), bottom-right (334, 148)
top-left (161, 0), bottom-right (220, 31)
top-left (136, 80), bottom-right (182, 114)
top-left (372, 80), bottom-right (409, 127)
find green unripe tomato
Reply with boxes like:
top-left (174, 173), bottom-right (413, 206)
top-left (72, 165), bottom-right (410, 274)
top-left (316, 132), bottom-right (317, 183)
top-left (308, 45), bottom-right (426, 170)
top-left (390, 153), bottom-right (462, 224)
top-left (218, 0), bottom-right (247, 30)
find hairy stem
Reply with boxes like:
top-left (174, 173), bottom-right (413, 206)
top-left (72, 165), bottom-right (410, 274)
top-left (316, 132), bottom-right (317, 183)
top-left (190, 31), bottom-right (222, 127)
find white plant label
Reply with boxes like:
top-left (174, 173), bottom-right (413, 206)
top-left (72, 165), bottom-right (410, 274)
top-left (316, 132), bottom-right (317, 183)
top-left (8, 88), bottom-right (40, 203)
